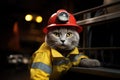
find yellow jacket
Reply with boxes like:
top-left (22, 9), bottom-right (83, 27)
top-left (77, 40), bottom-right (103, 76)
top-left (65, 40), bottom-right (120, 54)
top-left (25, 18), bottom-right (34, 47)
top-left (30, 42), bottom-right (88, 80)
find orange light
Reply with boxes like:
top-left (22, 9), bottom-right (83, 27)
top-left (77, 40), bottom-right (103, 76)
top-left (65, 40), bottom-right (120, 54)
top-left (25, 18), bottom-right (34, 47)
top-left (35, 16), bottom-right (43, 23)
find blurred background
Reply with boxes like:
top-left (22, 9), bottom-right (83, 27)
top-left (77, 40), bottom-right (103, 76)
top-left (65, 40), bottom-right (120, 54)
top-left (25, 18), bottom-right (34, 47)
top-left (0, 0), bottom-right (120, 80)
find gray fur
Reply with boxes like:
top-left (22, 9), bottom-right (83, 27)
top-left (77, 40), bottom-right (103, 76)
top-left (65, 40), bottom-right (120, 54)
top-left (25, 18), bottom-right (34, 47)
top-left (45, 27), bottom-right (80, 50)
top-left (45, 27), bottom-right (101, 67)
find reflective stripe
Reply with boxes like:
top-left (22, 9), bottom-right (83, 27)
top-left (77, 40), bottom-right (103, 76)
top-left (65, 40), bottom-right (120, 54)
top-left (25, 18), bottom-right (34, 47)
top-left (53, 58), bottom-right (70, 65)
top-left (74, 54), bottom-right (83, 61)
top-left (31, 62), bottom-right (52, 74)
top-left (69, 54), bottom-right (84, 62)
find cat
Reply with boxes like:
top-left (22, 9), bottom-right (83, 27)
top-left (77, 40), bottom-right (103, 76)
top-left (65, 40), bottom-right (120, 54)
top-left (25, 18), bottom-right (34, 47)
top-left (30, 27), bottom-right (101, 80)
top-left (45, 27), bottom-right (101, 67)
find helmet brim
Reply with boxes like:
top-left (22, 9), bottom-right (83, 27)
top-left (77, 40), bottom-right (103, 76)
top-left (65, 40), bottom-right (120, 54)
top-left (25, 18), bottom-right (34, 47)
top-left (43, 24), bottom-right (83, 34)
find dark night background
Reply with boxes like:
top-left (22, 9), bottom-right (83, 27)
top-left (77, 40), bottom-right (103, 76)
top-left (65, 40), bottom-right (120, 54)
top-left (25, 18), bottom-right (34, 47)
top-left (0, 0), bottom-right (120, 80)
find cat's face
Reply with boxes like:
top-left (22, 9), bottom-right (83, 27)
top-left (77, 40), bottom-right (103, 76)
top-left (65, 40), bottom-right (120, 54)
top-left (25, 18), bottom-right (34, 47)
top-left (45, 27), bottom-right (80, 50)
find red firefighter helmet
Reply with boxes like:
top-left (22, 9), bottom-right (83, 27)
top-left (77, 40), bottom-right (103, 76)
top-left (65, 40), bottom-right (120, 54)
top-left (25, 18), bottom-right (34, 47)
top-left (43, 9), bottom-right (83, 34)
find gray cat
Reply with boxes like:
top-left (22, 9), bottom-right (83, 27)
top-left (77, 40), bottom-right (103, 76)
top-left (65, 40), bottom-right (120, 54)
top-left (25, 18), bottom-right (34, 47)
top-left (45, 27), bottom-right (101, 67)
top-left (30, 27), bottom-right (101, 80)
top-left (30, 9), bottom-right (101, 80)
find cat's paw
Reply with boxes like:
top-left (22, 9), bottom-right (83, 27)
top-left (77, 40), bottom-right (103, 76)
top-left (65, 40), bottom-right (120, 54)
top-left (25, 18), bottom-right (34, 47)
top-left (79, 58), bottom-right (101, 67)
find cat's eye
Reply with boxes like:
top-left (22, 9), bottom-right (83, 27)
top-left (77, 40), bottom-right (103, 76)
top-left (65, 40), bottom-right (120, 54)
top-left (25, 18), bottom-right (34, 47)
top-left (53, 32), bottom-right (60, 37)
top-left (66, 32), bottom-right (72, 37)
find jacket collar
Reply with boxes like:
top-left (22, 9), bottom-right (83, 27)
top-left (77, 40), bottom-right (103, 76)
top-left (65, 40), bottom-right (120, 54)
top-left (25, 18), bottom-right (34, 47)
top-left (50, 45), bottom-right (79, 58)
top-left (40, 42), bottom-right (79, 58)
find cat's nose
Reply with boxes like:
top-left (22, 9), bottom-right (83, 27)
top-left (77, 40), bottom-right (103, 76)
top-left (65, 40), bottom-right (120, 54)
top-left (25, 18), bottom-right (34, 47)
top-left (61, 40), bottom-right (65, 43)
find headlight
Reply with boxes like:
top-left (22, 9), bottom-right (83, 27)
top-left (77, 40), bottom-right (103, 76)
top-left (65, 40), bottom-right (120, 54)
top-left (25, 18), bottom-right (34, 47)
top-left (57, 12), bottom-right (69, 22)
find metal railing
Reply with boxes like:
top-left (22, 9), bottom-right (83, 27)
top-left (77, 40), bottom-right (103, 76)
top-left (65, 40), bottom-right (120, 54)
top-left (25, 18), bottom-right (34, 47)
top-left (74, 1), bottom-right (120, 18)
top-left (73, 1), bottom-right (120, 68)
